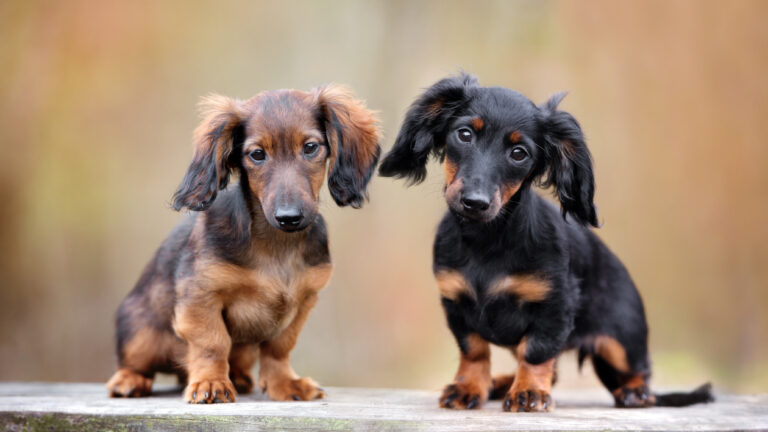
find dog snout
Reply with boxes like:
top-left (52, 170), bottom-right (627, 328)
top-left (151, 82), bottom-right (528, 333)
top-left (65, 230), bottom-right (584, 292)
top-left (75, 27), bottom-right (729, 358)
top-left (274, 206), bottom-right (304, 230)
top-left (460, 191), bottom-right (492, 212)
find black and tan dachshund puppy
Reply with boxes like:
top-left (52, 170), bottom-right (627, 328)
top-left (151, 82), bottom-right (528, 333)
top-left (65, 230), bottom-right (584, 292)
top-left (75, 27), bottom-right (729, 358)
top-left (379, 73), bottom-right (712, 412)
top-left (106, 85), bottom-right (380, 403)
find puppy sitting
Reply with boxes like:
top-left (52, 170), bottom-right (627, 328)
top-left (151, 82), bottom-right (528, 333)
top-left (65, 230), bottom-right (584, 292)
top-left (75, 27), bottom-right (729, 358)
top-left (379, 73), bottom-right (712, 412)
top-left (106, 85), bottom-right (380, 403)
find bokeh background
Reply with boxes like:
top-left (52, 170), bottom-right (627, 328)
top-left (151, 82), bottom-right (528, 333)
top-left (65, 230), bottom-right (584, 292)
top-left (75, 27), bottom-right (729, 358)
top-left (1, 0), bottom-right (766, 394)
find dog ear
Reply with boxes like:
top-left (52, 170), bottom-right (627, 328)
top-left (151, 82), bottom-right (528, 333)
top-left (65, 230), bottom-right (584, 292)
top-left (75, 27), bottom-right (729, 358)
top-left (378, 73), bottom-right (477, 184)
top-left (537, 92), bottom-right (599, 227)
top-left (172, 94), bottom-right (245, 211)
top-left (314, 84), bottom-right (381, 208)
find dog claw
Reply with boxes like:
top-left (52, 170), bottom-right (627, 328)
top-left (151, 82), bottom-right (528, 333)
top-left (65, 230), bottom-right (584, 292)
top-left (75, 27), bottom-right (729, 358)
top-left (467, 396), bottom-right (480, 409)
top-left (292, 394), bottom-right (301, 401)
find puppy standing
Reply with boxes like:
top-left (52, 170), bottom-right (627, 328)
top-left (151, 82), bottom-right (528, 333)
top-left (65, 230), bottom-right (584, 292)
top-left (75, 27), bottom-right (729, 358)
top-left (379, 74), bottom-right (712, 412)
top-left (106, 85), bottom-right (380, 403)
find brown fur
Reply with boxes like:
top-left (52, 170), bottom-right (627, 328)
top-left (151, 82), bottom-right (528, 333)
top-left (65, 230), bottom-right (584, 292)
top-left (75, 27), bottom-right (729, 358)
top-left (488, 274), bottom-right (551, 303)
top-left (443, 158), bottom-right (459, 186)
top-left (471, 117), bottom-right (484, 131)
top-left (509, 130), bottom-right (522, 143)
top-left (594, 335), bottom-right (630, 374)
top-left (313, 85), bottom-right (381, 185)
top-left (439, 334), bottom-right (491, 409)
top-left (503, 339), bottom-right (556, 412)
top-left (108, 85), bottom-right (378, 404)
top-left (435, 269), bottom-right (475, 302)
top-left (500, 182), bottom-right (522, 205)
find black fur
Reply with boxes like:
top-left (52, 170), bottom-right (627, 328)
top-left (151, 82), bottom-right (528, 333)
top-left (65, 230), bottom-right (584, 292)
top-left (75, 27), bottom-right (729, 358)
top-left (380, 73), bottom-right (712, 409)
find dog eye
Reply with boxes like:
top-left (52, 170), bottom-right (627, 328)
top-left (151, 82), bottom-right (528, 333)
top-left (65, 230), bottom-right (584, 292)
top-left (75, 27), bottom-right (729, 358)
top-left (457, 128), bottom-right (473, 143)
top-left (303, 142), bottom-right (319, 156)
top-left (509, 146), bottom-right (528, 161)
top-left (249, 149), bottom-right (266, 162)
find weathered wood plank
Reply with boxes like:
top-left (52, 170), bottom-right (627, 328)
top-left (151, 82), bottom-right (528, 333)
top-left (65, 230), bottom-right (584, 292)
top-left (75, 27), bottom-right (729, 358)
top-left (0, 383), bottom-right (766, 431)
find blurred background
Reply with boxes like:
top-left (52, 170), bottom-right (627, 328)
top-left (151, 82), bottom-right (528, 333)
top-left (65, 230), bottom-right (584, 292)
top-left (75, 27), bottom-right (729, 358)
top-left (1, 0), bottom-right (766, 394)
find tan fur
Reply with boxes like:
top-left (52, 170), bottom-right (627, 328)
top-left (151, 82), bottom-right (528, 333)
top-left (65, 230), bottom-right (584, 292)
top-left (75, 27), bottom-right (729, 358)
top-left (229, 343), bottom-right (259, 394)
top-left (505, 338), bottom-right (556, 412)
top-left (443, 157), bottom-right (458, 186)
top-left (471, 117), bottom-right (484, 131)
top-left (500, 182), bottom-right (521, 203)
top-left (594, 335), bottom-right (630, 374)
top-left (440, 334), bottom-right (491, 409)
top-left (509, 130), bottom-right (522, 143)
top-left (488, 274), bottom-right (551, 302)
top-left (435, 269), bottom-right (475, 302)
top-left (313, 84), bottom-right (381, 182)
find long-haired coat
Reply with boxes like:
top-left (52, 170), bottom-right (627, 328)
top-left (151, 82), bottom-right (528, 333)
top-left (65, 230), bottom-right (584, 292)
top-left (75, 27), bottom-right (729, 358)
top-left (379, 73), bottom-right (712, 412)
top-left (106, 85), bottom-right (380, 403)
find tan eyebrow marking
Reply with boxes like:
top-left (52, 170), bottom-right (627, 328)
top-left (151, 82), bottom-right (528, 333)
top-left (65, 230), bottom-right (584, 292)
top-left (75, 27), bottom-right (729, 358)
top-left (509, 130), bottom-right (522, 143)
top-left (471, 117), bottom-right (484, 131)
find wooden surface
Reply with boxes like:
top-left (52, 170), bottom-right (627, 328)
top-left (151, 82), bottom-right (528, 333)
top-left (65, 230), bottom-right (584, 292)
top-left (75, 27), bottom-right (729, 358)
top-left (0, 382), bottom-right (766, 431)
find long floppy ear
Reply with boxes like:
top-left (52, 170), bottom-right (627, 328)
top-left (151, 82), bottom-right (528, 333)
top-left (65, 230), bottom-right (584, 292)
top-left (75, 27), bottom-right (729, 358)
top-left (537, 93), bottom-right (598, 227)
top-left (378, 73), bottom-right (477, 184)
top-left (314, 84), bottom-right (381, 208)
top-left (171, 94), bottom-right (245, 211)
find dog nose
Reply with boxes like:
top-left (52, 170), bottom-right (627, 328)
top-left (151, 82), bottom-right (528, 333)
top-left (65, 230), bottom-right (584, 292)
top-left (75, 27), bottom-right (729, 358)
top-left (275, 207), bottom-right (304, 228)
top-left (461, 193), bottom-right (491, 212)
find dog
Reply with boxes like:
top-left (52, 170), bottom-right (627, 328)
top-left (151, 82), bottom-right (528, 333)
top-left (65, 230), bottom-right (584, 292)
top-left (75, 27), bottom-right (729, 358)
top-left (106, 85), bottom-right (380, 403)
top-left (378, 73), bottom-right (713, 412)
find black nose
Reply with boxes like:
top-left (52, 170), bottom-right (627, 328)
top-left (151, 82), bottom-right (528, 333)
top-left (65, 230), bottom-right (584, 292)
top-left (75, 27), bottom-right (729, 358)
top-left (461, 193), bottom-right (491, 212)
top-left (275, 207), bottom-right (304, 228)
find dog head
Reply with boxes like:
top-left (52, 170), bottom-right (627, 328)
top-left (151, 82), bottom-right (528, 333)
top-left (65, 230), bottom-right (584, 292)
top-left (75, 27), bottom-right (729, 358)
top-left (172, 85), bottom-right (381, 232)
top-left (379, 73), bottom-right (597, 226)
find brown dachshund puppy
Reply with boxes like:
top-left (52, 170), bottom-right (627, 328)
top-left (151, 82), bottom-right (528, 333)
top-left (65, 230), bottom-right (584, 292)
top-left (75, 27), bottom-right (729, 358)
top-left (106, 85), bottom-right (380, 403)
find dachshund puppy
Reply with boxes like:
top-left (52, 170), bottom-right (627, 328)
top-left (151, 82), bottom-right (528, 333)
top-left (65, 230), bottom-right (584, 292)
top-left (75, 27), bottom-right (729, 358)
top-left (379, 73), bottom-right (712, 412)
top-left (106, 85), bottom-right (380, 403)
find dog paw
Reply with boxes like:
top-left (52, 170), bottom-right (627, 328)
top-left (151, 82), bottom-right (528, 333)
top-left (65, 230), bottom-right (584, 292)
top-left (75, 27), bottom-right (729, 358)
top-left (230, 370), bottom-right (254, 394)
top-left (107, 369), bottom-right (152, 398)
top-left (184, 379), bottom-right (236, 404)
top-left (261, 376), bottom-right (325, 401)
top-left (503, 389), bottom-right (553, 412)
top-left (613, 384), bottom-right (655, 408)
top-left (439, 382), bottom-right (487, 410)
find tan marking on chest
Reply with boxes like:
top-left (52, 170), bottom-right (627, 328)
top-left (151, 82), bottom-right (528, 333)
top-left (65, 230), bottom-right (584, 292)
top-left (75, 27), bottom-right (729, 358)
top-left (435, 270), bottom-right (475, 302)
top-left (488, 275), bottom-right (551, 302)
top-left (197, 255), bottom-right (332, 344)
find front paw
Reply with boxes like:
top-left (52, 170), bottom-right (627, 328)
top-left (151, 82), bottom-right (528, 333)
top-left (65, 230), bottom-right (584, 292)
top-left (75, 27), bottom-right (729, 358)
top-left (261, 376), bottom-right (325, 401)
top-left (107, 368), bottom-right (152, 398)
top-left (184, 379), bottom-right (236, 404)
top-left (439, 382), bottom-right (487, 410)
top-left (503, 389), bottom-right (553, 412)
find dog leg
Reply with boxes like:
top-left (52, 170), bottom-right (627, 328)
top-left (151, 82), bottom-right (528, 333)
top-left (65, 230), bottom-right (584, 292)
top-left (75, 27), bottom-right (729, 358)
top-left (229, 343), bottom-right (258, 394)
top-left (439, 334), bottom-right (491, 410)
top-left (258, 293), bottom-right (325, 401)
top-left (174, 293), bottom-right (236, 404)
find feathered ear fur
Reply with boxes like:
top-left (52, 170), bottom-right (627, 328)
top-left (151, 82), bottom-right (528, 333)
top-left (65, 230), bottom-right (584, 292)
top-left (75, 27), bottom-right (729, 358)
top-left (171, 94), bottom-right (245, 211)
top-left (314, 84), bottom-right (381, 208)
top-left (378, 73), bottom-right (478, 184)
top-left (537, 93), bottom-right (598, 227)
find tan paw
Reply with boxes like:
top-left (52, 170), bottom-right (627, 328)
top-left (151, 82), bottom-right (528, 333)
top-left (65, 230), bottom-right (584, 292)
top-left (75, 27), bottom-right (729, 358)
top-left (230, 369), bottom-right (254, 394)
top-left (503, 389), bottom-right (554, 412)
top-left (184, 379), bottom-right (236, 404)
top-left (261, 376), bottom-right (325, 401)
top-left (107, 368), bottom-right (153, 398)
top-left (439, 381), bottom-right (487, 410)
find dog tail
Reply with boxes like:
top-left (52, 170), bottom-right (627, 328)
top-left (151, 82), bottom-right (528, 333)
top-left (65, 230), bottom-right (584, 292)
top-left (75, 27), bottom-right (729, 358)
top-left (654, 382), bottom-right (714, 407)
